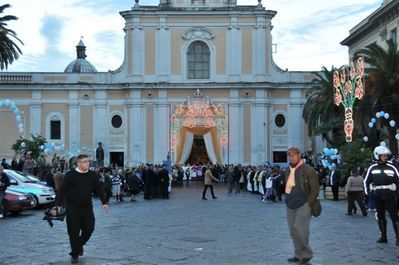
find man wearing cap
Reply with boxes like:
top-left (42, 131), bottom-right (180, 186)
top-left (285, 147), bottom-right (319, 265)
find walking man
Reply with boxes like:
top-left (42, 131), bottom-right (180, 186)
top-left (56, 154), bottom-right (109, 263)
top-left (285, 147), bottom-right (319, 265)
top-left (364, 146), bottom-right (399, 245)
top-left (202, 165), bottom-right (220, 200)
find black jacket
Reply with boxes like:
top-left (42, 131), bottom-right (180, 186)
top-left (56, 169), bottom-right (107, 208)
top-left (0, 172), bottom-right (10, 192)
top-left (364, 161), bottom-right (399, 199)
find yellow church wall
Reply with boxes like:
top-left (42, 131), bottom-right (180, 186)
top-left (80, 105), bottom-right (93, 148)
top-left (241, 27), bottom-right (252, 74)
top-left (171, 29), bottom-right (184, 75)
top-left (145, 29), bottom-right (156, 75)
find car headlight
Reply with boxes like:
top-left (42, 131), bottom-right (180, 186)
top-left (18, 196), bottom-right (28, 200)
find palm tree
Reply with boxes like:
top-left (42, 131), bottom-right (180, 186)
top-left (356, 39), bottom-right (399, 153)
top-left (0, 4), bottom-right (23, 70)
top-left (302, 67), bottom-right (345, 147)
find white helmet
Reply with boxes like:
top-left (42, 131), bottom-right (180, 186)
top-left (373, 146), bottom-right (391, 160)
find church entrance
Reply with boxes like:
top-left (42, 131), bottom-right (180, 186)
top-left (187, 136), bottom-right (210, 165)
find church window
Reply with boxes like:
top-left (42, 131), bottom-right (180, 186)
top-left (50, 120), bottom-right (61, 140)
top-left (111, 114), bottom-right (123, 129)
top-left (187, 41), bottom-right (210, 79)
top-left (275, 114), bottom-right (286, 128)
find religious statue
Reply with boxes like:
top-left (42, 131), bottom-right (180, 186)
top-left (96, 142), bottom-right (104, 167)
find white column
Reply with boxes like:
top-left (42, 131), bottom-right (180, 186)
top-left (227, 15), bottom-right (241, 82)
top-left (128, 90), bottom-right (145, 165)
top-left (68, 91), bottom-right (80, 151)
top-left (93, 90), bottom-right (108, 165)
top-left (288, 89), bottom-right (304, 149)
top-left (132, 17), bottom-right (144, 82)
top-left (30, 91), bottom-right (42, 136)
top-left (228, 102), bottom-right (242, 164)
top-left (153, 102), bottom-right (170, 164)
top-left (251, 90), bottom-right (266, 164)
top-left (253, 16), bottom-right (266, 81)
top-left (156, 17), bottom-right (171, 82)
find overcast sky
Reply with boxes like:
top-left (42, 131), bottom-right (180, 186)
top-left (2, 0), bottom-right (382, 73)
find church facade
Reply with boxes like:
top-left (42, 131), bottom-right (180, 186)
top-left (0, 0), bottom-right (316, 167)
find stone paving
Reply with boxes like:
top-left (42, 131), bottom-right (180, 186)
top-left (1, 182), bottom-right (399, 265)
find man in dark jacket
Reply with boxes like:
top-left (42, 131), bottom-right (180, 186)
top-left (0, 165), bottom-right (11, 219)
top-left (285, 147), bottom-right (319, 265)
top-left (56, 154), bottom-right (109, 264)
top-left (159, 165), bottom-right (170, 199)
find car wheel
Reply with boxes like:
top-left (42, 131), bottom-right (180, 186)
top-left (9, 210), bottom-right (22, 215)
top-left (31, 194), bottom-right (39, 208)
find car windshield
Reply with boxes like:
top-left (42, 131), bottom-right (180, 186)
top-left (18, 172), bottom-right (41, 182)
top-left (5, 170), bottom-right (35, 183)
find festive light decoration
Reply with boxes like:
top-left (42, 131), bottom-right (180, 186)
top-left (171, 89), bottom-right (228, 151)
top-left (333, 57), bottom-right (365, 142)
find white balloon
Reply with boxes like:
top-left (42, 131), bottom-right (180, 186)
top-left (368, 122), bottom-right (374, 128)
top-left (390, 120), bottom-right (396, 127)
top-left (376, 112), bottom-right (381, 118)
top-left (384, 113), bottom-right (390, 119)
top-left (380, 141), bottom-right (386, 147)
top-left (363, 136), bottom-right (368, 142)
top-left (18, 128), bottom-right (24, 134)
top-left (396, 134), bottom-right (399, 141)
top-left (20, 142), bottom-right (26, 147)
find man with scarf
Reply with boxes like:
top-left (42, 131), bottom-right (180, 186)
top-left (284, 147), bottom-right (319, 265)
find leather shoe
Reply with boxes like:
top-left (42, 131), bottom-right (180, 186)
top-left (287, 257), bottom-right (300, 263)
top-left (212, 197), bottom-right (218, 199)
top-left (71, 256), bottom-right (79, 264)
top-left (79, 247), bottom-right (84, 256)
top-left (202, 198), bottom-right (207, 200)
top-left (300, 257), bottom-right (312, 264)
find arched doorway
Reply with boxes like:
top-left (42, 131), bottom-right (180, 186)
top-left (171, 89), bottom-right (228, 165)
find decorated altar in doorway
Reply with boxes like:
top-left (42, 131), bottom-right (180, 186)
top-left (171, 89), bottom-right (228, 165)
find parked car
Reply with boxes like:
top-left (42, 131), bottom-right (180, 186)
top-left (4, 169), bottom-right (56, 206)
top-left (17, 171), bottom-right (48, 186)
top-left (2, 189), bottom-right (36, 216)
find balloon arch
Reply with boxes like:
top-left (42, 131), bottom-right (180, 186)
top-left (0, 99), bottom-right (24, 136)
top-left (170, 89), bottom-right (228, 165)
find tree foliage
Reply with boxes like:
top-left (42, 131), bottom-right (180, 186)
top-left (11, 134), bottom-right (47, 159)
top-left (0, 4), bottom-right (23, 70)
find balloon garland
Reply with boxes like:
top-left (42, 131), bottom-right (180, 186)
top-left (333, 57), bottom-right (365, 142)
top-left (363, 110), bottom-right (399, 143)
top-left (0, 99), bottom-right (24, 136)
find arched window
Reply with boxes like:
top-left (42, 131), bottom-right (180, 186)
top-left (46, 112), bottom-right (64, 141)
top-left (187, 41), bottom-right (210, 79)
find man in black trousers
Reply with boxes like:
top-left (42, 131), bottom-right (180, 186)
top-left (328, 164), bottom-right (341, 201)
top-left (56, 154), bottom-right (109, 264)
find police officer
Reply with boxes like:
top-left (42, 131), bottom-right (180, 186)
top-left (364, 146), bottom-right (399, 246)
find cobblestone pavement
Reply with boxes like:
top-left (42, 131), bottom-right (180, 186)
top-left (1, 182), bottom-right (399, 265)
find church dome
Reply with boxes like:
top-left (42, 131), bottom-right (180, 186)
top-left (64, 40), bottom-right (97, 73)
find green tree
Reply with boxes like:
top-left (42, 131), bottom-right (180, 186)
top-left (0, 4), bottom-right (23, 70)
top-left (302, 67), bottom-right (345, 147)
top-left (339, 138), bottom-right (372, 185)
top-left (356, 39), bottom-right (399, 154)
top-left (11, 134), bottom-right (47, 159)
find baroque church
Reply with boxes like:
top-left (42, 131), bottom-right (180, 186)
top-left (0, 0), bottom-right (317, 167)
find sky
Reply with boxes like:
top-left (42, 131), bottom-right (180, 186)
top-left (2, 0), bottom-right (382, 73)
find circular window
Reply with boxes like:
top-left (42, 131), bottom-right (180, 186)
top-left (111, 114), bottom-right (122, 129)
top-left (275, 114), bottom-right (286, 128)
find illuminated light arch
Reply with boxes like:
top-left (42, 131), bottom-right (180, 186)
top-left (171, 89), bottom-right (228, 164)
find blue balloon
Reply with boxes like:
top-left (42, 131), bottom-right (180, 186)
top-left (380, 111), bottom-right (385, 116)
top-left (371, 118), bottom-right (376, 123)
top-left (323, 148), bottom-right (329, 155)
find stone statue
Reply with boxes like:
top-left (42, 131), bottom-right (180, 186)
top-left (96, 142), bottom-right (104, 167)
